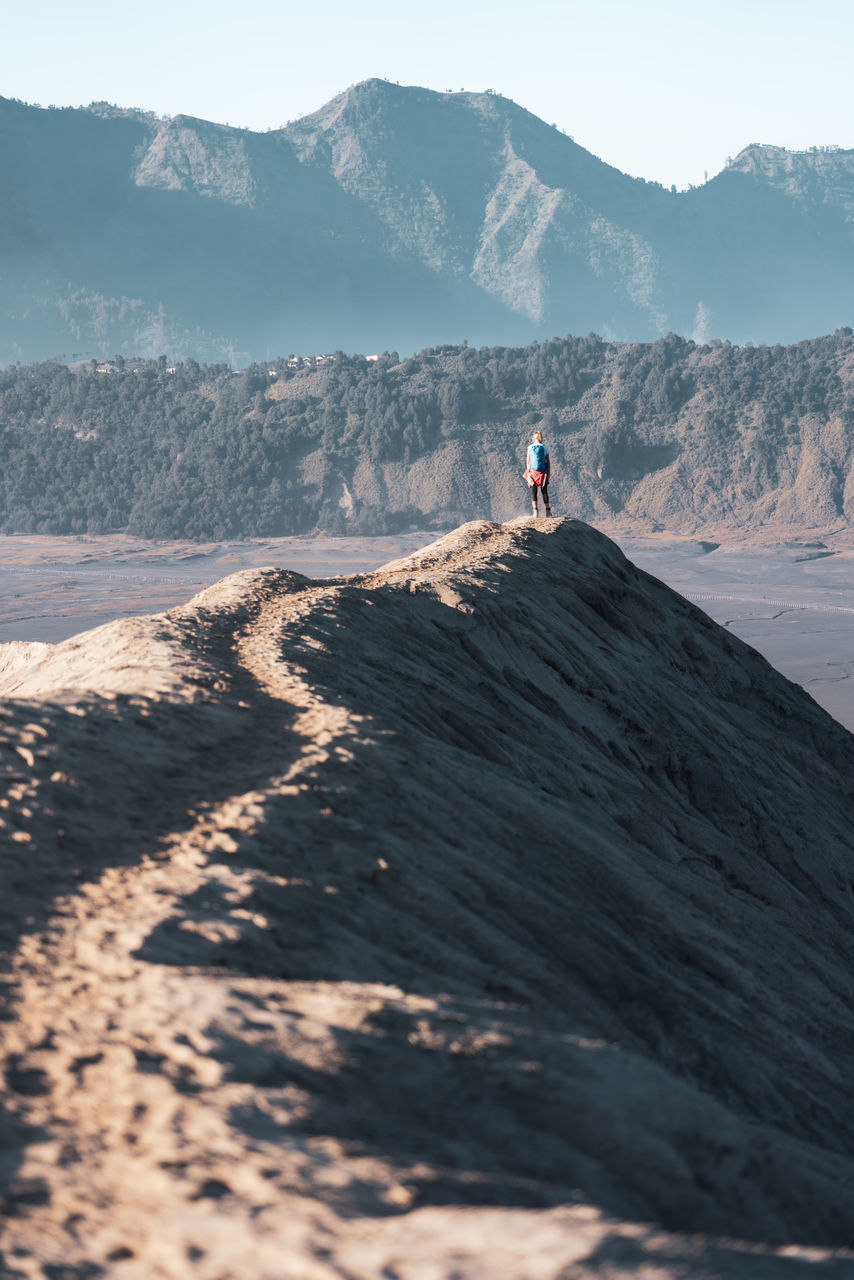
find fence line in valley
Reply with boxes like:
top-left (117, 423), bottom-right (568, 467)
top-left (688, 593), bottom-right (854, 615)
top-left (0, 565), bottom-right (206, 587)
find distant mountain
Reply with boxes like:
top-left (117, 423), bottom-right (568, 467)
top-left (2, 81), bottom-right (854, 363)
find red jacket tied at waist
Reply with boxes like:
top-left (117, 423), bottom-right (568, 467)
top-left (523, 468), bottom-right (549, 488)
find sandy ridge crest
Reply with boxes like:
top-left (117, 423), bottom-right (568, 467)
top-left (0, 518), bottom-right (853, 1278)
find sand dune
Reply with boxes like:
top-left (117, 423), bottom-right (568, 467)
top-left (1, 518), bottom-right (853, 1278)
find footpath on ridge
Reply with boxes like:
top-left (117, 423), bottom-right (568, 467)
top-left (1, 518), bottom-right (853, 1279)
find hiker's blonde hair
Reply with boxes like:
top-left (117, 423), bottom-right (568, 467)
top-left (532, 431), bottom-right (543, 443)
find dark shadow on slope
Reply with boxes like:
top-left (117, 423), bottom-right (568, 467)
top-left (220, 1007), bottom-right (643, 1219)
top-left (0, 693), bottom-right (303, 961)
top-left (5, 523), bottom-right (853, 1250)
top-left (557, 1233), bottom-right (853, 1280)
top-left (129, 524), bottom-right (854, 1247)
top-left (610, 442), bottom-right (681, 481)
top-left (207, 988), bottom-right (854, 1249)
top-left (0, 587), bottom-right (333, 1215)
top-left (0, 1106), bottom-right (52, 1219)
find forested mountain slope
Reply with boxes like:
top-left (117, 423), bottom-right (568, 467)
top-left (3, 80), bottom-right (854, 363)
top-left (4, 330), bottom-right (854, 538)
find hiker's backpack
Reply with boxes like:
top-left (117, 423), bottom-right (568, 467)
top-left (529, 442), bottom-right (546, 470)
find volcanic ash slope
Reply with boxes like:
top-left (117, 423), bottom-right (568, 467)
top-left (1, 518), bottom-right (853, 1279)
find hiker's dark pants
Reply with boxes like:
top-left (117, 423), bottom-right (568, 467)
top-left (531, 481), bottom-right (550, 508)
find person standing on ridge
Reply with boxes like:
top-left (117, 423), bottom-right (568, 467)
top-left (524, 430), bottom-right (551, 517)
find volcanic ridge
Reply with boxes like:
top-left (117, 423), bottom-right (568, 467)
top-left (0, 518), bottom-right (853, 1278)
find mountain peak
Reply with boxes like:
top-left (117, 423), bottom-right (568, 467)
top-left (83, 100), bottom-right (164, 126)
top-left (730, 141), bottom-right (854, 172)
top-left (294, 77), bottom-right (522, 135)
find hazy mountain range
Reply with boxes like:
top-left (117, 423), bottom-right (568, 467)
top-left (3, 78), bottom-right (854, 364)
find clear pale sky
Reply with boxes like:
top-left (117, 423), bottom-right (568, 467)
top-left (2, 0), bottom-right (850, 189)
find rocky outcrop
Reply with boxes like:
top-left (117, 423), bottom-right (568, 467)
top-left (135, 116), bottom-right (258, 207)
